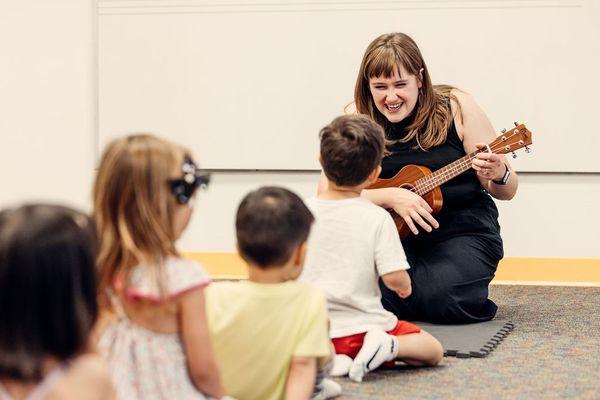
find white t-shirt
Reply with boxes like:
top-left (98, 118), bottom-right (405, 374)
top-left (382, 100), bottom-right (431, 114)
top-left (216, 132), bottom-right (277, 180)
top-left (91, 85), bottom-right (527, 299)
top-left (301, 196), bottom-right (410, 338)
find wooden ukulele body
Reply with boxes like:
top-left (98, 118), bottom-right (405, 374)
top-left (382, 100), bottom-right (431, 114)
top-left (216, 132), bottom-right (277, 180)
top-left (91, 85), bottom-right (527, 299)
top-left (368, 165), bottom-right (443, 239)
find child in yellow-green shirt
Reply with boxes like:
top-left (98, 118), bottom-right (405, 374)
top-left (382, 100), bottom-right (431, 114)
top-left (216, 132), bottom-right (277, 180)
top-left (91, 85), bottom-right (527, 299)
top-left (206, 187), bottom-right (340, 400)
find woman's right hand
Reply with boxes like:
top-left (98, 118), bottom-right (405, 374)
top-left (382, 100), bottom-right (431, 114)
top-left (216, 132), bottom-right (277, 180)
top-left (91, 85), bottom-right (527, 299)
top-left (366, 187), bottom-right (439, 235)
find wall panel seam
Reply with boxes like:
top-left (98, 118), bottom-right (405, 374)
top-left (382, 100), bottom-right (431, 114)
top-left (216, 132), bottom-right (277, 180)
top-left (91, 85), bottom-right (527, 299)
top-left (99, 0), bottom-right (582, 15)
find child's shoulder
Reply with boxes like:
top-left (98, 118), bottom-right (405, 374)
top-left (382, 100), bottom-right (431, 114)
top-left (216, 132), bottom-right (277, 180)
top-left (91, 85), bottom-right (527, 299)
top-left (127, 256), bottom-right (211, 300)
top-left (291, 281), bottom-right (327, 308)
top-left (67, 353), bottom-right (112, 380)
top-left (291, 283), bottom-right (328, 325)
top-left (293, 280), bottom-right (325, 295)
top-left (208, 279), bottom-right (316, 292)
top-left (205, 279), bottom-right (239, 296)
top-left (163, 256), bottom-right (209, 276)
top-left (163, 256), bottom-right (212, 295)
top-left (309, 196), bottom-right (391, 222)
top-left (163, 255), bottom-right (205, 272)
top-left (308, 196), bottom-right (381, 210)
top-left (354, 197), bottom-right (396, 225)
top-left (207, 280), bottom-right (323, 304)
top-left (49, 354), bottom-right (114, 400)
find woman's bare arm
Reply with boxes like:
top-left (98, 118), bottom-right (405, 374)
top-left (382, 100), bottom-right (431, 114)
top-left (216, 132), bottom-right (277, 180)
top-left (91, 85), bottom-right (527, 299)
top-left (452, 90), bottom-right (519, 200)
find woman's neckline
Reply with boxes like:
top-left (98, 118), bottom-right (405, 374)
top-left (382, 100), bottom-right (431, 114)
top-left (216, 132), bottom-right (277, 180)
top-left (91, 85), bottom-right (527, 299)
top-left (388, 114), bottom-right (415, 139)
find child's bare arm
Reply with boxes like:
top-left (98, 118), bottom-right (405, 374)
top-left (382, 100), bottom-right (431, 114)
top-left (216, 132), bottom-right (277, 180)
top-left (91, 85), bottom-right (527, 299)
top-left (285, 356), bottom-right (317, 400)
top-left (180, 288), bottom-right (225, 399)
top-left (381, 270), bottom-right (412, 298)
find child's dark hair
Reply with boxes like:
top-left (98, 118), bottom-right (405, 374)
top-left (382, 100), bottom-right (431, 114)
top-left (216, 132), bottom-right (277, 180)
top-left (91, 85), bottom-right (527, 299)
top-left (319, 114), bottom-right (385, 186)
top-left (0, 204), bottom-right (98, 382)
top-left (236, 187), bottom-right (314, 268)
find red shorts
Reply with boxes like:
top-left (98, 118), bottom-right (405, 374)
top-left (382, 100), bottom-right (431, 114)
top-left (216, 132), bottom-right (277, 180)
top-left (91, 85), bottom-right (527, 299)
top-left (332, 320), bottom-right (421, 359)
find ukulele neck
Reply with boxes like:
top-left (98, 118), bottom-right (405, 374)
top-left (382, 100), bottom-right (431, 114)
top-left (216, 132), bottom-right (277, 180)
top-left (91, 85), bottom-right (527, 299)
top-left (413, 148), bottom-right (488, 196)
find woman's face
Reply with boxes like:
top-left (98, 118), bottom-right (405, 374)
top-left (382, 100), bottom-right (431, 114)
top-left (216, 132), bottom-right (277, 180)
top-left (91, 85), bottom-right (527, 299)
top-left (368, 65), bottom-right (422, 123)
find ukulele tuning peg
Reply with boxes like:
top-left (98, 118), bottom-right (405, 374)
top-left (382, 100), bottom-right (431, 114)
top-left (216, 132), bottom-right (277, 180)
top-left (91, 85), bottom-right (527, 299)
top-left (514, 121), bottom-right (519, 127)
top-left (501, 128), bottom-right (506, 133)
top-left (512, 152), bottom-right (518, 159)
top-left (525, 146), bottom-right (531, 153)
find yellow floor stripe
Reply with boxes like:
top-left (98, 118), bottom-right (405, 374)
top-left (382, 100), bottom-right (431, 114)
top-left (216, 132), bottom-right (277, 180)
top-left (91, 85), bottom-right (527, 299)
top-left (491, 280), bottom-right (600, 287)
top-left (184, 253), bottom-right (600, 285)
top-left (494, 257), bottom-right (600, 283)
top-left (185, 252), bottom-right (247, 280)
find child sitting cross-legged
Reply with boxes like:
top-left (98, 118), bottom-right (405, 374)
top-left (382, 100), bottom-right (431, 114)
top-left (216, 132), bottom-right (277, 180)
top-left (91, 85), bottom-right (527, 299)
top-left (205, 187), bottom-right (340, 400)
top-left (300, 115), bottom-right (443, 382)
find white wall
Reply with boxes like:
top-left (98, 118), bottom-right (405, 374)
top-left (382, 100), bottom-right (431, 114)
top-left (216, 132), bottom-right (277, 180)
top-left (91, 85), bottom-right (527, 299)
top-left (98, 0), bottom-right (600, 172)
top-left (178, 172), bottom-right (600, 259)
top-left (1, 1), bottom-right (598, 260)
top-left (0, 0), bottom-right (96, 210)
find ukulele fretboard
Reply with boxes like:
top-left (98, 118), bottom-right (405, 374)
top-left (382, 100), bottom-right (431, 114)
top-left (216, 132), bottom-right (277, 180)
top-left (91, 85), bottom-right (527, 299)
top-left (413, 149), bottom-right (485, 196)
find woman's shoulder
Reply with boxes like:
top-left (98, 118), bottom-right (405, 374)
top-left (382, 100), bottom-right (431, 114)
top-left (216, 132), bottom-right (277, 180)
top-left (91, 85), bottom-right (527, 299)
top-left (450, 87), bottom-right (476, 106)
top-left (448, 88), bottom-right (485, 140)
top-left (449, 88), bottom-right (486, 116)
top-left (48, 354), bottom-right (114, 400)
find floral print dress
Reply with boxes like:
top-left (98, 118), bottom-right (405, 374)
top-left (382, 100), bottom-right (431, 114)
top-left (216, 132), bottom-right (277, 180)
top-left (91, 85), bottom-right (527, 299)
top-left (99, 257), bottom-right (211, 400)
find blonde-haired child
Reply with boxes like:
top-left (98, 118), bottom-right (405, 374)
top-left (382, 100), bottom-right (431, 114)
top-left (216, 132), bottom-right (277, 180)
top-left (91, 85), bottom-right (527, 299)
top-left (94, 134), bottom-right (224, 399)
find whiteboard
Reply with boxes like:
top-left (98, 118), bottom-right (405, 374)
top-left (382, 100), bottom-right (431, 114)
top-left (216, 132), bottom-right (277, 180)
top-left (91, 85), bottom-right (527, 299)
top-left (98, 0), bottom-right (600, 172)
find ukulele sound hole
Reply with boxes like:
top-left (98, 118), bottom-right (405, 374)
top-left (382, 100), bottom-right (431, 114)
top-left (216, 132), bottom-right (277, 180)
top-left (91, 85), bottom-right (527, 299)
top-left (399, 183), bottom-right (416, 192)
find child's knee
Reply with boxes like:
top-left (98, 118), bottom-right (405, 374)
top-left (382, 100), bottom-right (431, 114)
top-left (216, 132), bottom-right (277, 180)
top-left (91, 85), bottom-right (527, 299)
top-left (428, 339), bottom-right (444, 366)
top-left (407, 330), bottom-right (443, 366)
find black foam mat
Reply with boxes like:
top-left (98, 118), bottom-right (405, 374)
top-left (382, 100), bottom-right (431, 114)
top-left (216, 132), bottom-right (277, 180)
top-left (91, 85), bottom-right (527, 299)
top-left (415, 320), bottom-right (514, 358)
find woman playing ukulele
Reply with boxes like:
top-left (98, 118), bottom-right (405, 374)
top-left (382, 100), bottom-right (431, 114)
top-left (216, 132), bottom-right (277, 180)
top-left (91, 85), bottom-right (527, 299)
top-left (352, 32), bottom-right (519, 324)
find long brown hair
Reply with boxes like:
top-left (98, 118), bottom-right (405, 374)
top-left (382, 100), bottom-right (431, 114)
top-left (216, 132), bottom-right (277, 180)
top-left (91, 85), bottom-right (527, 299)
top-left (354, 32), bottom-right (457, 150)
top-left (93, 134), bottom-right (187, 304)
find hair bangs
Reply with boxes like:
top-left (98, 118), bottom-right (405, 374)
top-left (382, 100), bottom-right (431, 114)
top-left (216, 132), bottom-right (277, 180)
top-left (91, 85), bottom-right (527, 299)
top-left (364, 46), bottom-right (415, 80)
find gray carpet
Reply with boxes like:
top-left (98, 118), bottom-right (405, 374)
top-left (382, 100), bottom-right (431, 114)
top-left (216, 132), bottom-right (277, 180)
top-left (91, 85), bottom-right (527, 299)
top-left (333, 285), bottom-right (600, 399)
top-left (415, 320), bottom-right (514, 358)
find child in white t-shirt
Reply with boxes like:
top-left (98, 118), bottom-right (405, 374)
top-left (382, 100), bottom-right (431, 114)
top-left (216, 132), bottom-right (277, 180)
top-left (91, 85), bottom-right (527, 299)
top-left (301, 115), bottom-right (443, 382)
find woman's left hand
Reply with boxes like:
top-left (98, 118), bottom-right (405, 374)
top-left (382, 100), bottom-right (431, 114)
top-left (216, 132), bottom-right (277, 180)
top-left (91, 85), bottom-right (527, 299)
top-left (472, 143), bottom-right (505, 181)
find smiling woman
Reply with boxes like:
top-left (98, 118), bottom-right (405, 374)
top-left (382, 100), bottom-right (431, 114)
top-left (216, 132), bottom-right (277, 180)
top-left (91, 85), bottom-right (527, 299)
top-left (368, 66), bottom-right (421, 125)
top-left (354, 32), bottom-right (519, 324)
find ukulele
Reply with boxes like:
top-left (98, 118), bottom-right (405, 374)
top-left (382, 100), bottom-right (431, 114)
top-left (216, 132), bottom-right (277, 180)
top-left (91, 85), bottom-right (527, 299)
top-left (368, 122), bottom-right (533, 238)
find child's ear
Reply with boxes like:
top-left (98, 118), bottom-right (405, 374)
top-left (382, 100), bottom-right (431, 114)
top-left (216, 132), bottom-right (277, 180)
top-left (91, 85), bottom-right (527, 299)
top-left (293, 241), bottom-right (308, 267)
top-left (368, 165), bottom-right (382, 183)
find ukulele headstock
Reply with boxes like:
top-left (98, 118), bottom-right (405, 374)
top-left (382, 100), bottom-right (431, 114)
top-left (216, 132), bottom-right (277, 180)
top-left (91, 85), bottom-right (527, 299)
top-left (490, 123), bottom-right (533, 156)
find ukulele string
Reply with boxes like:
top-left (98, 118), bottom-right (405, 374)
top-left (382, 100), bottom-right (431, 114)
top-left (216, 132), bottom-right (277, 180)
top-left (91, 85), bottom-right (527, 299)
top-left (412, 129), bottom-right (525, 194)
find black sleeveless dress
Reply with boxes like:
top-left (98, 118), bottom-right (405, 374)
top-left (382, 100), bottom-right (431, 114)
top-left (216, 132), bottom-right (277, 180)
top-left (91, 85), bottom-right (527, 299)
top-left (378, 119), bottom-right (503, 324)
